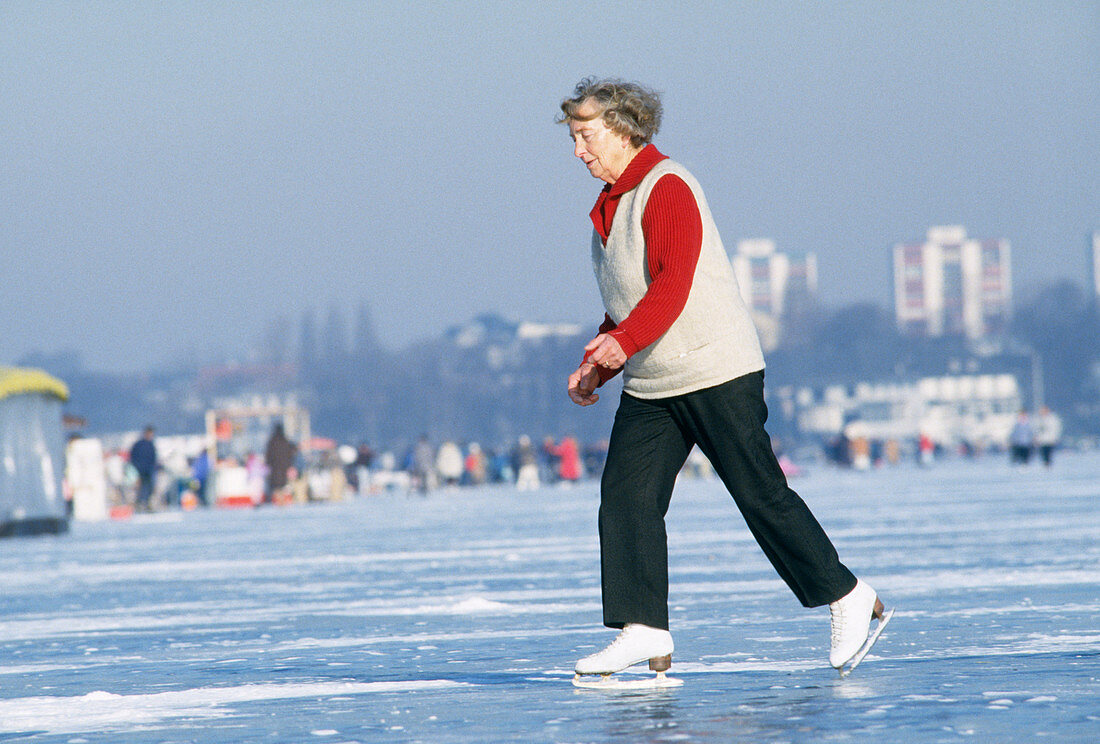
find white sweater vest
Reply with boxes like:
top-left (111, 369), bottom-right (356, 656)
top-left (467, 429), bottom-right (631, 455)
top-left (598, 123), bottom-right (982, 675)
top-left (592, 159), bottom-right (764, 399)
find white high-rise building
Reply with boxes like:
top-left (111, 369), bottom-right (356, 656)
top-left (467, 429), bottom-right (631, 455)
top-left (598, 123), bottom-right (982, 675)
top-left (893, 226), bottom-right (1012, 339)
top-left (731, 239), bottom-right (817, 319)
top-left (731, 239), bottom-right (817, 351)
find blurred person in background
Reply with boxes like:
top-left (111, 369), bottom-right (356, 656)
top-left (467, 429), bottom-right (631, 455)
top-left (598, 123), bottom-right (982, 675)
top-left (513, 435), bottom-right (540, 491)
top-left (1009, 410), bottom-right (1034, 466)
top-left (129, 426), bottom-right (158, 513)
top-left (264, 423), bottom-right (297, 504)
top-left (1034, 406), bottom-right (1063, 468)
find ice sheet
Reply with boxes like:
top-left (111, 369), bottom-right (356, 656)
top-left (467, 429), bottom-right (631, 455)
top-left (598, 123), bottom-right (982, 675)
top-left (1, 453), bottom-right (1097, 742)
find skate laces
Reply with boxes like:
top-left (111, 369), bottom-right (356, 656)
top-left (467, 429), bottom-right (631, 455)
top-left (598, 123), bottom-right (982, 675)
top-left (608, 625), bottom-right (634, 649)
top-left (599, 624), bottom-right (647, 655)
top-left (830, 602), bottom-right (846, 645)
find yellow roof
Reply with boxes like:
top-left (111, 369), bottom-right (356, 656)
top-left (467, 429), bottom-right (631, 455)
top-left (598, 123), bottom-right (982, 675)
top-left (0, 367), bottom-right (69, 402)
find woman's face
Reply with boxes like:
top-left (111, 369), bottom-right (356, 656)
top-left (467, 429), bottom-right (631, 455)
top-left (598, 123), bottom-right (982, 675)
top-left (568, 99), bottom-right (634, 185)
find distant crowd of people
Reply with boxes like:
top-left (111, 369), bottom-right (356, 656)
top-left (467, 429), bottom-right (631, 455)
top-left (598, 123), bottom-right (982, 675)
top-left (89, 426), bottom-right (614, 513)
top-left (83, 404), bottom-right (1067, 514)
top-left (1009, 406), bottom-right (1064, 467)
top-left (826, 406), bottom-right (1065, 471)
top-left (401, 434), bottom-right (605, 494)
top-left (96, 426), bottom-right (212, 512)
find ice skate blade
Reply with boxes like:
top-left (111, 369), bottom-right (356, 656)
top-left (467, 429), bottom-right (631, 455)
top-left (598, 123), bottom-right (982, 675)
top-left (839, 608), bottom-right (894, 678)
top-left (573, 671), bottom-right (684, 690)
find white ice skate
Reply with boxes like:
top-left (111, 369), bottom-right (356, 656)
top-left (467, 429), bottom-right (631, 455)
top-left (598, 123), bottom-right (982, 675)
top-left (573, 624), bottom-right (682, 689)
top-left (829, 578), bottom-right (894, 676)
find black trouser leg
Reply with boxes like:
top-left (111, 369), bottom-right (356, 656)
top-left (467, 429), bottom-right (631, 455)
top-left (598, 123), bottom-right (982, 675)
top-left (672, 372), bottom-right (857, 607)
top-left (596, 372), bottom-right (858, 632)
top-left (598, 392), bottom-right (692, 630)
top-left (137, 474), bottom-right (154, 509)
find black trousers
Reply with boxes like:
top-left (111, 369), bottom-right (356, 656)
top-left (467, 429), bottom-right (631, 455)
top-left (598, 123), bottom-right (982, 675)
top-left (599, 371), bottom-right (857, 630)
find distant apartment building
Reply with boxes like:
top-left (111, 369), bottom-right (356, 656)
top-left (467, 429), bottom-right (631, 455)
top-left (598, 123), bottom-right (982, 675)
top-left (731, 239), bottom-right (817, 349)
top-left (732, 239), bottom-right (818, 317)
top-left (893, 226), bottom-right (1012, 339)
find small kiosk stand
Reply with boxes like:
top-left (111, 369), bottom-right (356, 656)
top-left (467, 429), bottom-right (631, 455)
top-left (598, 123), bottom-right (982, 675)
top-left (0, 367), bottom-right (70, 536)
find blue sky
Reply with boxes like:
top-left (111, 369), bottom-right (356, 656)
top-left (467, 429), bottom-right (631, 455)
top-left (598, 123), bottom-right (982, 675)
top-left (2, 1), bottom-right (1097, 371)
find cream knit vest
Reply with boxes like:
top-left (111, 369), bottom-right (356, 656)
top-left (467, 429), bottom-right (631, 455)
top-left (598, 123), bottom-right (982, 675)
top-left (592, 158), bottom-right (764, 399)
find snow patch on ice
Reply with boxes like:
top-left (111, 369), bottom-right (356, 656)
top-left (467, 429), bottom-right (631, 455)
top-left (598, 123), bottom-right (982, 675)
top-left (0, 680), bottom-right (469, 735)
top-left (904, 694), bottom-right (960, 703)
top-left (450, 596), bottom-right (510, 613)
top-left (673, 659), bottom-right (821, 674)
top-left (0, 663), bottom-right (75, 675)
top-left (349, 594), bottom-right (593, 616)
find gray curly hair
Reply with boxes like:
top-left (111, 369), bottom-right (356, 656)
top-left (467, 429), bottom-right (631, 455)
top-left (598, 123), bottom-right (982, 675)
top-left (558, 77), bottom-right (663, 148)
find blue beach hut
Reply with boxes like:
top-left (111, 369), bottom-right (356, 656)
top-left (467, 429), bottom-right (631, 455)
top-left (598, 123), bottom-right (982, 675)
top-left (0, 367), bottom-right (70, 536)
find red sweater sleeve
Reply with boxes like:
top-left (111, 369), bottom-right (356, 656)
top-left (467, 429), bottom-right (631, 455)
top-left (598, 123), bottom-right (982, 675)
top-left (607, 174), bottom-right (702, 356)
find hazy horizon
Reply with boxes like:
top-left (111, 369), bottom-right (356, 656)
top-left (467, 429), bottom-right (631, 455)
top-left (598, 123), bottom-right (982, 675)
top-left (3, 1), bottom-right (1097, 373)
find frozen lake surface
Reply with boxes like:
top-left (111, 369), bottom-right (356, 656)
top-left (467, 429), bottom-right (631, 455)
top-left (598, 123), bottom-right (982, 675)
top-left (2, 453), bottom-right (1099, 743)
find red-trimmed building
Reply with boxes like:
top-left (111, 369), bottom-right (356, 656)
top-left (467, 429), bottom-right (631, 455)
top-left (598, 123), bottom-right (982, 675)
top-left (893, 226), bottom-right (1012, 339)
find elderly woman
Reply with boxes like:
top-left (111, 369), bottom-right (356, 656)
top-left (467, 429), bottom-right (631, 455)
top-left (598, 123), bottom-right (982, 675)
top-left (561, 78), bottom-right (890, 681)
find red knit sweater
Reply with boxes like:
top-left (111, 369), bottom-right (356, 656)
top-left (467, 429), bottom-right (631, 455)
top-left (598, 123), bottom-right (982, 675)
top-left (585, 144), bottom-right (703, 383)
